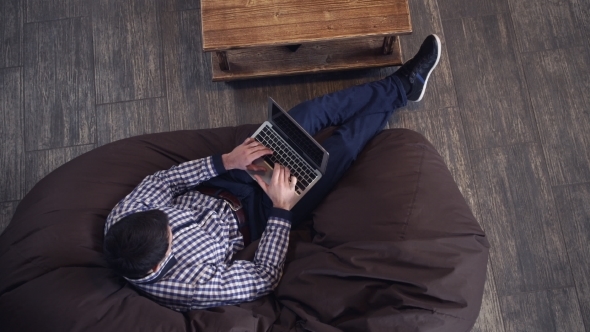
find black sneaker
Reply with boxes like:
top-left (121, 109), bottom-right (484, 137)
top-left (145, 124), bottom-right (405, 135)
top-left (395, 34), bottom-right (441, 102)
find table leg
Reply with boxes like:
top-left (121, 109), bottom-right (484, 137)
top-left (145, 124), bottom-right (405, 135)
top-left (216, 51), bottom-right (230, 71)
top-left (382, 36), bottom-right (397, 55)
top-left (285, 44), bottom-right (302, 52)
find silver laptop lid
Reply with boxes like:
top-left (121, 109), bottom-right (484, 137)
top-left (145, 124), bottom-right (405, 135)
top-left (267, 97), bottom-right (329, 174)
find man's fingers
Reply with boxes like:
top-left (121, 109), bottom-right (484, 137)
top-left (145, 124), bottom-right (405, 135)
top-left (249, 148), bottom-right (272, 162)
top-left (243, 137), bottom-right (255, 146)
top-left (249, 143), bottom-right (270, 153)
top-left (247, 139), bottom-right (264, 148)
top-left (272, 164), bottom-right (283, 184)
top-left (243, 138), bottom-right (263, 150)
top-left (290, 176), bottom-right (297, 190)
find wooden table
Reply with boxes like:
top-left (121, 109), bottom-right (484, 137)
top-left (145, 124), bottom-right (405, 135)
top-left (200, 0), bottom-right (412, 81)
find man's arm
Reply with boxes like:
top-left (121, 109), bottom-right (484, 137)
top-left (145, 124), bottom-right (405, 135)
top-left (105, 156), bottom-right (220, 231)
top-left (187, 210), bottom-right (292, 309)
top-left (186, 164), bottom-right (298, 309)
top-left (105, 138), bottom-right (273, 231)
top-left (134, 209), bottom-right (291, 311)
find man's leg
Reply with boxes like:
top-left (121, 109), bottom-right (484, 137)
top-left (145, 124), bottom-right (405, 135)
top-left (288, 34), bottom-right (442, 135)
top-left (290, 35), bottom-right (442, 223)
top-left (289, 75), bottom-right (407, 223)
top-left (288, 75), bottom-right (407, 136)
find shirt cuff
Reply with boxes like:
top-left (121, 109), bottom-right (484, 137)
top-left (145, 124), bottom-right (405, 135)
top-left (211, 154), bottom-right (227, 175)
top-left (270, 207), bottom-right (292, 224)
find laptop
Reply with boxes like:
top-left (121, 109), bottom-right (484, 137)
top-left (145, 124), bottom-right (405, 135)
top-left (246, 97), bottom-right (329, 206)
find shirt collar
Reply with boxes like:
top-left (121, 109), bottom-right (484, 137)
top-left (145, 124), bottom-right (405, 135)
top-left (127, 253), bottom-right (178, 285)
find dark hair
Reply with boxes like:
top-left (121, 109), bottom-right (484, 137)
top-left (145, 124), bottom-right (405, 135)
top-left (103, 209), bottom-right (170, 279)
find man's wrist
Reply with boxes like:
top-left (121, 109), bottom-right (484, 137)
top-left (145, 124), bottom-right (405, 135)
top-left (221, 153), bottom-right (234, 170)
top-left (273, 203), bottom-right (292, 211)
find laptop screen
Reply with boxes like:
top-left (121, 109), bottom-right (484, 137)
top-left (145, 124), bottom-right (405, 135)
top-left (270, 102), bottom-right (326, 171)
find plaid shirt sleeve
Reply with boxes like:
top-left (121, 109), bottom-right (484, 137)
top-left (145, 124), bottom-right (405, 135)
top-left (188, 211), bottom-right (291, 309)
top-left (105, 155), bottom-right (223, 231)
top-left (134, 211), bottom-right (292, 311)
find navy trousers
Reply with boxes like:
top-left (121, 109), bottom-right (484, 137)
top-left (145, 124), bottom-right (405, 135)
top-left (204, 75), bottom-right (408, 240)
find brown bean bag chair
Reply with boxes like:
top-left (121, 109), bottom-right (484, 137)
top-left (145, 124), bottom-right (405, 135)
top-left (0, 126), bottom-right (489, 332)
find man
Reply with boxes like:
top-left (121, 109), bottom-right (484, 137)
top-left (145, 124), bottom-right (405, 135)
top-left (104, 35), bottom-right (442, 311)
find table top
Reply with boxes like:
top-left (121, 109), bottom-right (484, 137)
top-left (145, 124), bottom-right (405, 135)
top-left (200, 0), bottom-right (412, 52)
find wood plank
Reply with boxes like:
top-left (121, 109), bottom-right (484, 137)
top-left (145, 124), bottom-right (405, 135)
top-left (472, 262), bottom-right (506, 332)
top-left (443, 15), bottom-right (536, 150)
top-left (470, 144), bottom-right (572, 296)
top-left (210, 37), bottom-right (403, 81)
top-left (0, 0), bottom-right (22, 68)
top-left (161, 10), bottom-right (225, 130)
top-left (395, 0), bottom-right (457, 112)
top-left (93, 0), bottom-right (163, 104)
top-left (200, 0), bottom-right (411, 51)
top-left (23, 17), bottom-right (95, 151)
top-left (521, 47), bottom-right (590, 186)
top-left (25, 0), bottom-right (90, 23)
top-left (500, 288), bottom-right (585, 332)
top-left (96, 97), bottom-right (170, 146)
top-left (570, 0), bottom-right (590, 47)
top-left (552, 183), bottom-right (590, 329)
top-left (161, 0), bottom-right (200, 12)
top-left (392, 108), bottom-right (477, 214)
top-left (0, 201), bottom-right (20, 235)
top-left (437, 0), bottom-right (509, 20)
top-left (0, 68), bottom-right (25, 201)
top-left (508, 0), bottom-right (584, 52)
top-left (25, 144), bottom-right (95, 194)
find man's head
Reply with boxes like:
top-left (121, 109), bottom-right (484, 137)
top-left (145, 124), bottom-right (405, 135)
top-left (103, 209), bottom-right (172, 279)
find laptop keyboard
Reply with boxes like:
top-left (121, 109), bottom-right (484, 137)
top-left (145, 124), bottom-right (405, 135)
top-left (255, 126), bottom-right (319, 195)
top-left (273, 113), bottom-right (325, 167)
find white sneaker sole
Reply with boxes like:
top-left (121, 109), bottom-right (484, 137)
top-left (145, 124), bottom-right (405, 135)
top-left (413, 34), bottom-right (442, 102)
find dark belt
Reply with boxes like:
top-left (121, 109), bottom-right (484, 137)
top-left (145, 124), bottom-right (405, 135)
top-left (195, 186), bottom-right (251, 246)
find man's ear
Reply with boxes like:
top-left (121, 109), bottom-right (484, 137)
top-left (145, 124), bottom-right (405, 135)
top-left (150, 262), bottom-right (161, 273)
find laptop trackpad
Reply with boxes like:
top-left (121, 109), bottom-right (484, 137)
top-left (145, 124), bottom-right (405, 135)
top-left (246, 158), bottom-right (273, 185)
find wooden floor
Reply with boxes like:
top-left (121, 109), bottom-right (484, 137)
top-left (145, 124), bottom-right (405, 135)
top-left (1, 0), bottom-right (589, 331)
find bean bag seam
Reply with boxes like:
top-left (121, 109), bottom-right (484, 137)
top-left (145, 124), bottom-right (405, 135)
top-left (399, 144), bottom-right (426, 240)
top-left (432, 308), bottom-right (469, 321)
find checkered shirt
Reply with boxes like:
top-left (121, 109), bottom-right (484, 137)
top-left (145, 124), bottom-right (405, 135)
top-left (104, 155), bottom-right (292, 311)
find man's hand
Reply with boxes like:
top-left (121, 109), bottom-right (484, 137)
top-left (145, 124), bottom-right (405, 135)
top-left (254, 164), bottom-right (298, 211)
top-left (222, 138), bottom-right (272, 171)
